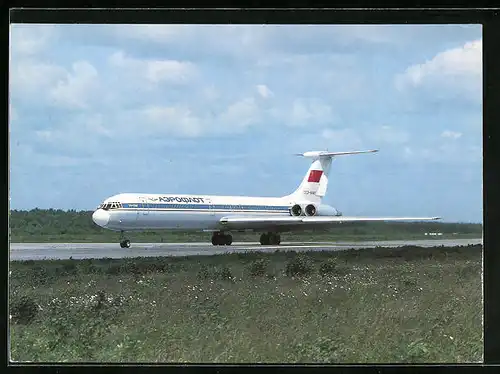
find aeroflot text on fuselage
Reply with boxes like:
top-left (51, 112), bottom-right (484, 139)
top-left (153, 196), bottom-right (206, 203)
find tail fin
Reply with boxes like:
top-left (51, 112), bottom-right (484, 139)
top-left (285, 150), bottom-right (378, 203)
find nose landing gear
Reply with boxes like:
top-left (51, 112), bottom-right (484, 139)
top-left (119, 231), bottom-right (131, 248)
top-left (211, 232), bottom-right (233, 246)
top-left (259, 232), bottom-right (281, 245)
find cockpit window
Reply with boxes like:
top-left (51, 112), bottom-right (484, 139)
top-left (101, 202), bottom-right (121, 210)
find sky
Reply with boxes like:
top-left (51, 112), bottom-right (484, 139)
top-left (9, 23), bottom-right (482, 223)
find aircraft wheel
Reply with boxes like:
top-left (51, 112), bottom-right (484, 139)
top-left (264, 233), bottom-right (280, 245)
top-left (225, 234), bottom-right (233, 246)
top-left (120, 239), bottom-right (131, 248)
top-left (212, 233), bottom-right (226, 246)
top-left (259, 233), bottom-right (269, 245)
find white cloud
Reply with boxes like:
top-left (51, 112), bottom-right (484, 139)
top-left (10, 27), bottom-right (101, 110)
top-left (320, 128), bottom-right (364, 150)
top-left (409, 40), bottom-right (481, 83)
top-left (370, 125), bottom-right (410, 145)
top-left (109, 51), bottom-right (198, 85)
top-left (396, 39), bottom-right (482, 101)
top-left (10, 24), bottom-right (57, 56)
top-left (256, 84), bottom-right (274, 99)
top-left (35, 130), bottom-right (52, 141)
top-left (219, 98), bottom-right (260, 131)
top-left (146, 60), bottom-right (197, 84)
top-left (113, 24), bottom-right (189, 44)
top-left (30, 112), bottom-right (113, 162)
top-left (403, 141), bottom-right (480, 165)
top-left (441, 130), bottom-right (462, 140)
top-left (132, 97), bottom-right (264, 138)
top-left (10, 59), bottom-right (66, 98)
top-left (13, 143), bottom-right (99, 168)
top-left (202, 86), bottom-right (220, 101)
top-left (84, 114), bottom-right (112, 137)
top-left (49, 61), bottom-right (99, 109)
top-left (286, 98), bottom-right (334, 127)
top-left (141, 105), bottom-right (202, 137)
top-left (10, 106), bottom-right (18, 122)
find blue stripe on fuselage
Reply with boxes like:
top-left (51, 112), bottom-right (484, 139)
top-left (120, 203), bottom-right (290, 211)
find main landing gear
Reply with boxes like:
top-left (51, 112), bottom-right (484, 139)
top-left (119, 231), bottom-right (131, 248)
top-left (211, 232), bottom-right (233, 246)
top-left (260, 232), bottom-right (281, 245)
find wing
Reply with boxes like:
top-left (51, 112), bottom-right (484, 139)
top-left (219, 215), bottom-right (441, 231)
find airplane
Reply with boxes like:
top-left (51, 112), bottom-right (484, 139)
top-left (91, 149), bottom-right (440, 248)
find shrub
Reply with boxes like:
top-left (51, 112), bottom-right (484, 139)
top-left (105, 263), bottom-right (122, 275)
top-left (61, 262), bottom-right (78, 276)
top-left (285, 254), bottom-right (313, 277)
top-left (44, 289), bottom-right (126, 357)
top-left (291, 336), bottom-right (346, 362)
top-left (319, 258), bottom-right (337, 276)
top-left (13, 266), bottom-right (50, 286)
top-left (247, 259), bottom-right (268, 277)
top-left (10, 296), bottom-right (39, 325)
top-left (197, 265), bottom-right (234, 281)
top-left (145, 262), bottom-right (169, 273)
top-left (77, 259), bottom-right (100, 275)
top-left (320, 258), bottom-right (350, 276)
top-left (216, 266), bottom-right (234, 281)
top-left (123, 261), bottom-right (140, 275)
top-left (400, 340), bottom-right (431, 362)
top-left (197, 264), bottom-right (211, 280)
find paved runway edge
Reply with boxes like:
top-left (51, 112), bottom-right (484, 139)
top-left (9, 238), bottom-right (482, 261)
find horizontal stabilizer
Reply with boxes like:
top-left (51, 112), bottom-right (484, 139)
top-left (295, 149), bottom-right (378, 158)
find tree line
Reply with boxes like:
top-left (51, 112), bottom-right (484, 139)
top-left (9, 209), bottom-right (482, 242)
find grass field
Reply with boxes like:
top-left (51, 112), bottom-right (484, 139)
top-left (9, 244), bottom-right (483, 363)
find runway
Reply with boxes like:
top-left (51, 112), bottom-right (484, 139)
top-left (9, 238), bottom-right (482, 261)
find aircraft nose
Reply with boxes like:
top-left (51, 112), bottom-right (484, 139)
top-left (92, 209), bottom-right (110, 228)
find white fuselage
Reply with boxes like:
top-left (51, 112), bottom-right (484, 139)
top-left (92, 193), bottom-right (339, 232)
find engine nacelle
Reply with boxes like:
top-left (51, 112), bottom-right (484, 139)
top-left (290, 204), bottom-right (303, 216)
top-left (305, 204), bottom-right (317, 216)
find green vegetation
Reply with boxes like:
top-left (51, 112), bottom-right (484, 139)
top-left (9, 209), bottom-right (482, 243)
top-left (9, 245), bottom-right (482, 363)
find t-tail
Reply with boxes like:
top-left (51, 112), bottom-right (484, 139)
top-left (284, 149), bottom-right (379, 203)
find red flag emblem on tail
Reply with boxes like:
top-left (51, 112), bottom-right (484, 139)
top-left (308, 170), bottom-right (323, 183)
